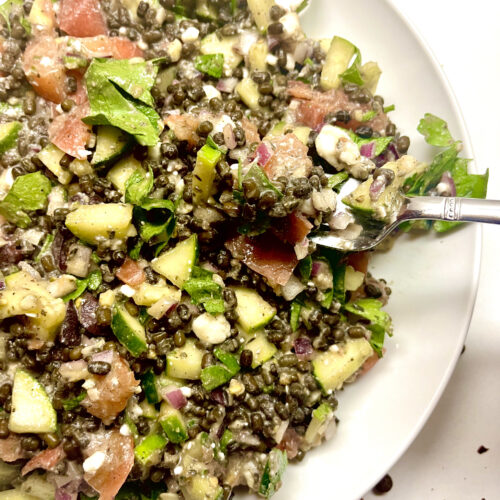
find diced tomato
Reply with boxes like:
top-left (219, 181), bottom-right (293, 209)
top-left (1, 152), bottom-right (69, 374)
top-left (81, 351), bottom-right (139, 424)
top-left (58, 0), bottom-right (107, 37)
top-left (346, 251), bottom-right (369, 274)
top-left (84, 430), bottom-right (134, 500)
top-left (360, 351), bottom-right (381, 376)
top-left (264, 133), bottom-right (312, 180)
top-left (23, 36), bottom-right (66, 103)
top-left (241, 117), bottom-right (261, 145)
top-left (0, 434), bottom-right (29, 462)
top-left (278, 427), bottom-right (302, 460)
top-left (78, 36), bottom-right (144, 59)
top-left (287, 80), bottom-right (389, 134)
top-left (48, 102), bottom-right (91, 160)
top-left (164, 114), bottom-right (200, 147)
top-left (21, 444), bottom-right (65, 476)
top-left (226, 234), bottom-right (298, 286)
top-left (273, 212), bottom-right (313, 244)
top-left (116, 257), bottom-right (146, 287)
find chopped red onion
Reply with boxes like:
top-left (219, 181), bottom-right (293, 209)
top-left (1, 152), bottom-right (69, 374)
top-left (267, 36), bottom-right (280, 50)
top-left (0, 281), bottom-right (5, 291)
top-left (437, 171), bottom-right (456, 197)
top-left (91, 350), bottom-right (114, 365)
top-left (162, 387), bottom-right (187, 409)
top-left (369, 176), bottom-right (387, 201)
top-left (256, 142), bottom-right (271, 166)
top-left (294, 238), bottom-right (309, 260)
top-left (281, 275), bottom-right (306, 301)
top-left (210, 388), bottom-right (228, 406)
top-left (360, 142), bottom-right (376, 159)
top-left (272, 420), bottom-right (289, 445)
top-left (311, 260), bottom-right (329, 278)
top-left (216, 78), bottom-right (238, 93)
top-left (223, 124), bottom-right (237, 150)
top-left (294, 337), bottom-right (313, 361)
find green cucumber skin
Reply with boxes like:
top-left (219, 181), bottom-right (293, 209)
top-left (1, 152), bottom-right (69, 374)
top-left (111, 306), bottom-right (148, 357)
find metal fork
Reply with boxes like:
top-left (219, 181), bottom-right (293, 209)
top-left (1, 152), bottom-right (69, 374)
top-left (310, 196), bottom-right (500, 252)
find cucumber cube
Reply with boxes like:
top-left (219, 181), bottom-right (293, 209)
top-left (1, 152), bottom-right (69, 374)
top-left (92, 126), bottom-right (133, 168)
top-left (166, 339), bottom-right (204, 380)
top-left (159, 402), bottom-right (188, 443)
top-left (320, 36), bottom-right (357, 90)
top-left (231, 287), bottom-right (276, 333)
top-left (9, 370), bottom-right (56, 434)
top-left (134, 433), bottom-right (167, 465)
top-left (152, 234), bottom-right (198, 288)
top-left (111, 303), bottom-right (148, 356)
top-left (192, 145), bottom-right (222, 204)
top-left (245, 332), bottom-right (277, 368)
top-left (37, 144), bottom-right (73, 185)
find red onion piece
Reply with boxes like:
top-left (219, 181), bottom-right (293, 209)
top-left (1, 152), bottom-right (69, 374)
top-left (91, 350), bottom-right (114, 365)
top-left (216, 78), bottom-right (238, 93)
top-left (210, 388), bottom-right (228, 406)
top-left (162, 387), bottom-right (187, 409)
top-left (439, 171), bottom-right (456, 196)
top-left (360, 142), bottom-right (376, 159)
top-left (294, 337), bottom-right (313, 361)
top-left (369, 176), bottom-right (387, 201)
top-left (0, 244), bottom-right (24, 264)
top-left (311, 260), bottom-right (329, 278)
top-left (256, 142), bottom-right (271, 166)
top-left (223, 123), bottom-right (237, 149)
top-left (267, 36), bottom-right (280, 50)
top-left (0, 281), bottom-right (5, 291)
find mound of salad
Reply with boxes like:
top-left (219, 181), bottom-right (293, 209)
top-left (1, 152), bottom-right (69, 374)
top-left (0, 0), bottom-right (488, 499)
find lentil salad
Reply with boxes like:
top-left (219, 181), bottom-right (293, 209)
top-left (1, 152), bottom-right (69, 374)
top-left (0, 1), bottom-right (489, 500)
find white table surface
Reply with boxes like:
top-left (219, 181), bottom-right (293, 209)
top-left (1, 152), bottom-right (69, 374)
top-left (364, 1), bottom-right (500, 499)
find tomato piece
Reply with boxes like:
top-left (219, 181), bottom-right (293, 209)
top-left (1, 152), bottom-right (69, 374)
top-left (23, 36), bottom-right (66, 103)
top-left (48, 103), bottom-right (91, 160)
top-left (58, 0), bottom-right (107, 37)
top-left (273, 211), bottom-right (313, 245)
top-left (264, 133), bottom-right (312, 180)
top-left (116, 258), bottom-right (146, 287)
top-left (226, 234), bottom-right (298, 286)
top-left (21, 444), bottom-right (65, 476)
top-left (241, 117), bottom-right (260, 145)
top-left (81, 351), bottom-right (139, 424)
top-left (278, 427), bottom-right (302, 460)
top-left (165, 114), bottom-right (200, 147)
top-left (78, 36), bottom-right (144, 59)
top-left (84, 430), bottom-right (134, 500)
top-left (360, 351), bottom-right (380, 375)
top-left (0, 434), bottom-right (29, 462)
top-left (346, 251), bottom-right (369, 274)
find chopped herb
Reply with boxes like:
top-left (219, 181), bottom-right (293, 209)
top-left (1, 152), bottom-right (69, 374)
top-left (417, 113), bottom-right (454, 147)
top-left (339, 45), bottom-right (364, 86)
top-left (290, 301), bottom-right (301, 331)
top-left (383, 104), bottom-right (395, 113)
top-left (63, 269), bottom-right (102, 302)
top-left (194, 53), bottom-right (224, 79)
top-left (183, 266), bottom-right (224, 315)
top-left (62, 391), bottom-right (86, 411)
top-left (206, 135), bottom-right (227, 154)
top-left (361, 110), bottom-right (376, 122)
top-left (35, 234), bottom-right (54, 263)
top-left (298, 255), bottom-right (312, 281)
top-left (327, 171), bottom-right (349, 190)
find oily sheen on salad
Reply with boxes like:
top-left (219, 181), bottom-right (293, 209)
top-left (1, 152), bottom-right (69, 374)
top-left (0, 0), bottom-right (488, 499)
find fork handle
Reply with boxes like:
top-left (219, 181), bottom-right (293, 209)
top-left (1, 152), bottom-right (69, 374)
top-left (405, 196), bottom-right (500, 224)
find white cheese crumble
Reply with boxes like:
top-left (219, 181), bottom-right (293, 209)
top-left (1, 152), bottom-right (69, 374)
top-left (166, 39), bottom-right (182, 63)
top-left (173, 465), bottom-right (183, 476)
top-left (120, 424), bottom-right (132, 436)
top-left (192, 313), bottom-right (231, 344)
top-left (120, 284), bottom-right (136, 297)
top-left (203, 84), bottom-right (221, 101)
top-left (180, 386), bottom-right (192, 397)
top-left (280, 12), bottom-right (301, 37)
top-left (83, 451), bottom-right (106, 474)
top-left (228, 379), bottom-right (245, 396)
top-left (181, 26), bottom-right (199, 43)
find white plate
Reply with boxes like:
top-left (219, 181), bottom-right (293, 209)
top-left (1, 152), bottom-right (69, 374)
top-left (240, 1), bottom-right (481, 499)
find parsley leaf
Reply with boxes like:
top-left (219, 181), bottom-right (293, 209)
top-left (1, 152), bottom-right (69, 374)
top-left (339, 45), bottom-right (364, 86)
top-left (348, 131), bottom-right (394, 157)
top-left (344, 298), bottom-right (392, 356)
top-left (125, 167), bottom-right (154, 205)
top-left (195, 53), bottom-right (224, 79)
top-left (327, 171), bottom-right (349, 191)
top-left (290, 301), bottom-right (301, 332)
top-left (183, 266), bottom-right (224, 315)
top-left (62, 391), bottom-right (86, 411)
top-left (63, 269), bottom-right (102, 302)
top-left (417, 113), bottom-right (454, 147)
top-left (0, 172), bottom-right (51, 228)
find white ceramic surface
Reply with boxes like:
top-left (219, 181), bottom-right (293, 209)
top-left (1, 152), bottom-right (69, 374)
top-left (241, 1), bottom-right (481, 499)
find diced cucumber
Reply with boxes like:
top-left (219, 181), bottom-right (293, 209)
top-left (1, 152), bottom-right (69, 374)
top-left (134, 433), bottom-right (168, 465)
top-left (0, 122), bottom-right (22, 154)
top-left (19, 473), bottom-right (55, 500)
top-left (292, 126), bottom-right (312, 145)
top-left (111, 303), bottom-right (148, 356)
top-left (344, 266), bottom-right (364, 291)
top-left (247, 0), bottom-right (276, 32)
top-left (0, 491), bottom-right (40, 500)
top-left (304, 402), bottom-right (334, 444)
top-left (181, 475), bottom-right (223, 500)
top-left (133, 283), bottom-right (182, 307)
top-left (200, 33), bottom-right (242, 71)
top-left (231, 287), bottom-right (276, 333)
top-left (106, 155), bottom-right (144, 194)
top-left (9, 369), bottom-right (57, 434)
top-left (192, 145), bottom-right (222, 204)
top-left (159, 402), bottom-right (188, 443)
top-left (248, 38), bottom-right (269, 71)
top-left (152, 234), bottom-right (198, 288)
top-left (201, 365), bottom-right (233, 391)
top-left (195, 0), bottom-right (218, 21)
top-left (166, 339), bottom-right (204, 380)
top-left (91, 126), bottom-right (133, 168)
top-left (312, 338), bottom-right (374, 393)
top-left (259, 449), bottom-right (287, 499)
top-left (28, 0), bottom-right (55, 29)
top-left (37, 144), bottom-right (73, 185)
top-left (141, 368), bottom-right (161, 404)
top-left (235, 78), bottom-right (262, 111)
top-left (65, 203), bottom-right (134, 244)
top-left (318, 38), bottom-right (332, 54)
top-left (320, 36), bottom-right (357, 90)
top-left (245, 332), bottom-right (277, 368)
top-left (360, 61), bottom-right (382, 94)
top-left (68, 158), bottom-right (93, 177)
top-left (139, 399), bottom-right (159, 420)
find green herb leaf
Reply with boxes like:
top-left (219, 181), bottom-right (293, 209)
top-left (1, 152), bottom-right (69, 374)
top-left (35, 234), bottom-right (54, 263)
top-left (194, 53), bottom-right (224, 79)
top-left (84, 59), bottom-right (162, 146)
top-left (63, 269), bottom-right (102, 302)
top-left (383, 104), bottom-right (395, 113)
top-left (327, 171), bottom-right (349, 191)
top-left (0, 172), bottom-right (51, 228)
top-left (220, 429), bottom-right (234, 453)
top-left (62, 391), bottom-right (86, 411)
top-left (259, 449), bottom-right (288, 499)
top-left (343, 298), bottom-right (392, 356)
top-left (348, 131), bottom-right (394, 157)
top-left (206, 135), bottom-right (227, 154)
top-left (214, 347), bottom-right (240, 375)
top-left (86, 269), bottom-right (103, 291)
top-left (417, 113), bottom-right (454, 147)
top-left (183, 266), bottom-right (224, 315)
top-left (339, 46), bottom-right (364, 86)
top-left (298, 255), bottom-right (312, 281)
top-left (125, 168), bottom-right (154, 205)
top-left (290, 301), bottom-right (301, 331)
top-left (361, 110), bottom-right (376, 122)
top-left (243, 164), bottom-right (282, 198)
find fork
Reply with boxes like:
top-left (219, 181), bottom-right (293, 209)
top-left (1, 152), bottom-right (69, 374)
top-left (310, 196), bottom-right (500, 252)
